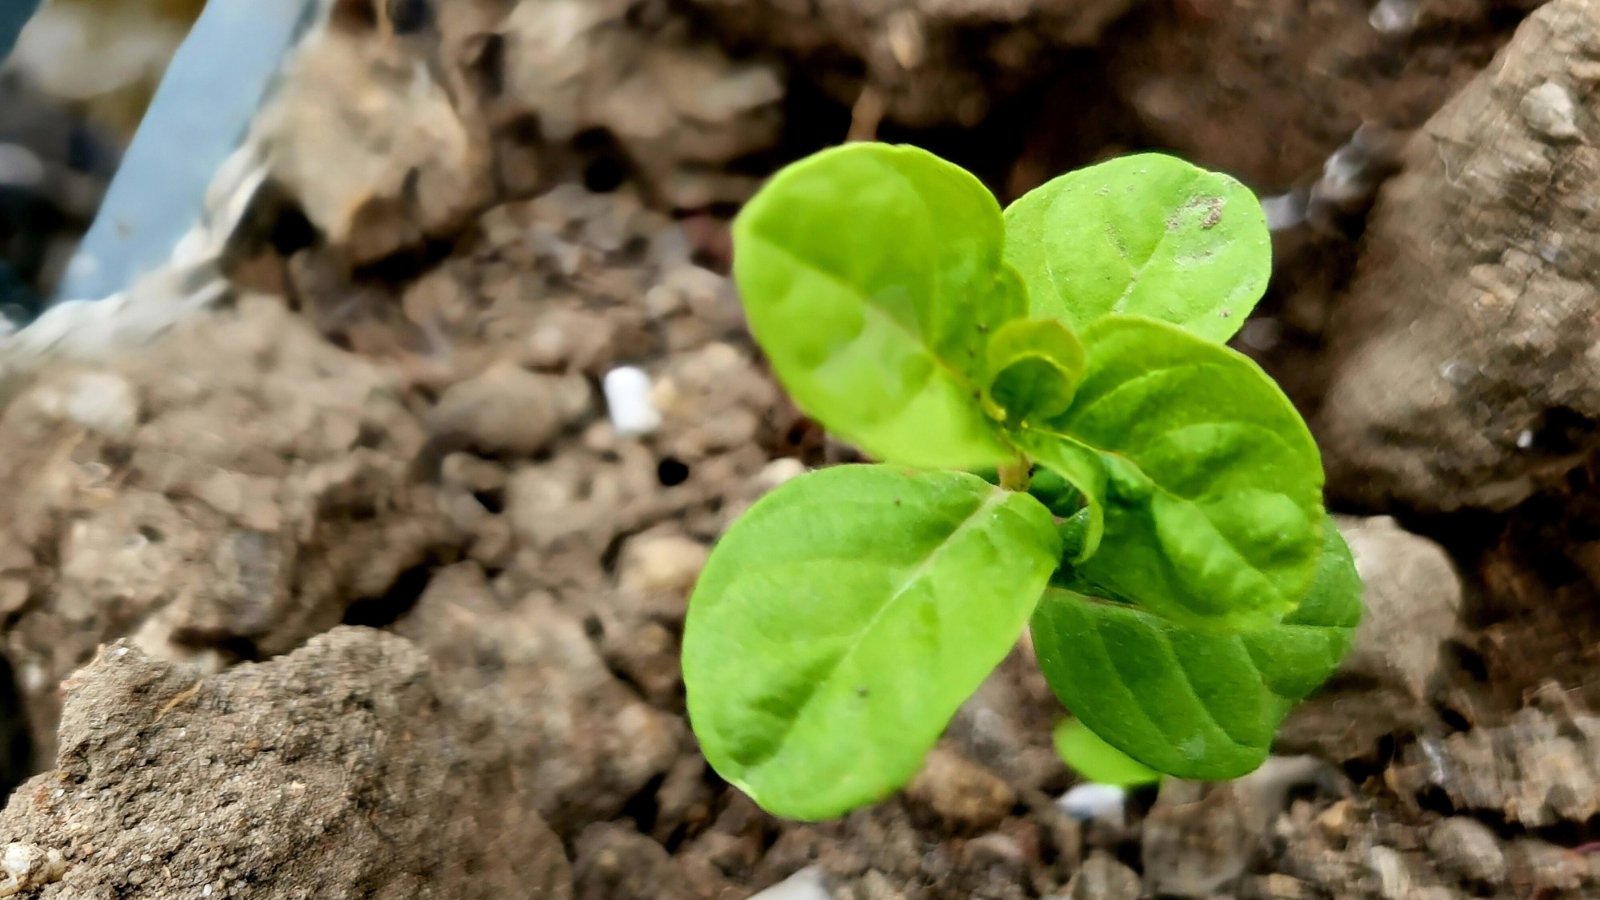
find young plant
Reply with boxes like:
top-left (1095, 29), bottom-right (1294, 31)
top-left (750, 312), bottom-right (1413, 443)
top-left (681, 143), bottom-right (1362, 821)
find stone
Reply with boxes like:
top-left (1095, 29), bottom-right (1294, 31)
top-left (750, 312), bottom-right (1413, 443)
top-left (573, 824), bottom-right (693, 900)
top-left (1141, 758), bottom-right (1345, 898)
top-left (1276, 517), bottom-right (1463, 760)
top-left (617, 527), bottom-right (708, 596)
top-left (0, 843), bottom-right (65, 897)
top-left (904, 747), bottom-right (1017, 833)
top-left (430, 362), bottom-right (592, 457)
top-left (1063, 851), bottom-right (1140, 900)
top-left (0, 628), bottom-right (572, 899)
top-left (1426, 817), bottom-right (1507, 887)
top-left (1317, 0), bottom-right (1600, 512)
top-left (0, 297), bottom-right (456, 758)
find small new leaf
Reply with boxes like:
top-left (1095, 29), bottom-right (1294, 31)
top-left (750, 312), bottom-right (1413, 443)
top-left (1004, 153), bottom-right (1270, 343)
top-left (733, 143), bottom-right (1026, 469)
top-left (1022, 315), bottom-right (1324, 628)
top-left (983, 318), bottom-right (1087, 425)
top-left (683, 465), bottom-right (1060, 820)
top-left (1052, 718), bottom-right (1160, 787)
top-left (1031, 520), bottom-right (1361, 779)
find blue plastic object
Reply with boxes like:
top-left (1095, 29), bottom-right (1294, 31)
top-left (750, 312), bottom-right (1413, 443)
top-left (52, 0), bottom-right (318, 303)
top-left (0, 0), bottom-right (41, 64)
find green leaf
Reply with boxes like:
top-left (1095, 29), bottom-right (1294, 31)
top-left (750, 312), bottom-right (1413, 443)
top-left (733, 142), bottom-right (1027, 469)
top-left (1021, 315), bottom-right (1324, 629)
top-left (1004, 153), bottom-right (1270, 343)
top-left (683, 465), bottom-right (1060, 820)
top-left (1031, 521), bottom-right (1361, 780)
top-left (1052, 718), bottom-right (1160, 787)
top-left (983, 318), bottom-right (1086, 425)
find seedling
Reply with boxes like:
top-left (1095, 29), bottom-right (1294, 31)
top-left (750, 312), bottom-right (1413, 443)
top-left (681, 143), bottom-right (1362, 821)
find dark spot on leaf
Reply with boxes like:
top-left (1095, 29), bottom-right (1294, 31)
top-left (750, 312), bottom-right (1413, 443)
top-left (855, 686), bottom-right (870, 698)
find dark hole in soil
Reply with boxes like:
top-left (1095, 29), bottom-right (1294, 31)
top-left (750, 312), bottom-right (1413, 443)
top-left (657, 457), bottom-right (690, 487)
top-left (574, 128), bottom-right (631, 194)
top-left (1342, 732), bottom-right (1400, 785)
top-left (472, 487), bottom-right (506, 515)
top-left (352, 237), bottom-right (457, 284)
top-left (1415, 784), bottom-right (1457, 817)
top-left (267, 203), bottom-right (318, 257)
top-left (621, 773), bottom-right (667, 834)
top-left (342, 563), bottom-right (435, 629)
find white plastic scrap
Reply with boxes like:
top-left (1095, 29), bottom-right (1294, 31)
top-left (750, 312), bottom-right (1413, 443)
top-left (749, 866), bottom-right (832, 900)
top-left (1058, 783), bottom-right (1127, 825)
top-left (603, 365), bottom-right (663, 436)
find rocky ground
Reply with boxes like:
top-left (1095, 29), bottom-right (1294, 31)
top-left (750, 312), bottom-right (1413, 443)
top-left (0, 0), bottom-right (1598, 897)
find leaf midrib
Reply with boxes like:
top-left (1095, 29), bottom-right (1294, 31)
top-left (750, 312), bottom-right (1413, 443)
top-left (725, 487), bottom-right (1014, 773)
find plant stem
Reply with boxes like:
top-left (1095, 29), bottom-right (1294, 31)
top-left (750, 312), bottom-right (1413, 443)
top-left (998, 458), bottom-right (1032, 492)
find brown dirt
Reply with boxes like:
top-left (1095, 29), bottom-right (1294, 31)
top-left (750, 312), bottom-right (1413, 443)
top-left (0, 0), bottom-right (1597, 898)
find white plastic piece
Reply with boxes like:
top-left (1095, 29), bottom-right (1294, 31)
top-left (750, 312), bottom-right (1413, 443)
top-left (603, 365), bottom-right (663, 436)
top-left (1058, 783), bottom-right (1127, 824)
top-left (750, 866), bottom-right (832, 900)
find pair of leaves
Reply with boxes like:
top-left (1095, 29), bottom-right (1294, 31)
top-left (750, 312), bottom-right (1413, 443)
top-left (686, 142), bottom-right (1353, 820)
top-left (1033, 521), bottom-right (1361, 780)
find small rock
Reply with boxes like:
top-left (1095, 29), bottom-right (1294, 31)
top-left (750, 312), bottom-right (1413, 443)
top-left (756, 457), bottom-right (808, 491)
top-left (1340, 516), bottom-right (1463, 700)
top-left (1505, 838), bottom-right (1585, 896)
top-left (618, 529), bottom-right (707, 595)
top-left (1367, 846), bottom-right (1423, 900)
top-left (430, 362), bottom-right (591, 456)
top-left (573, 824), bottom-right (692, 900)
top-left (0, 843), bottom-right (65, 897)
top-left (1521, 81), bottom-right (1581, 140)
top-left (905, 747), bottom-right (1016, 833)
top-left (57, 371), bottom-right (138, 438)
top-left (1427, 817), bottom-right (1506, 886)
top-left (1142, 758), bottom-right (1343, 898)
top-left (1063, 851), bottom-right (1140, 900)
top-left (1278, 517), bottom-right (1462, 760)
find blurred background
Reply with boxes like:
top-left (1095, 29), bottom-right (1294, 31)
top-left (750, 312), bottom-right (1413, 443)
top-left (0, 1), bottom-right (1593, 898)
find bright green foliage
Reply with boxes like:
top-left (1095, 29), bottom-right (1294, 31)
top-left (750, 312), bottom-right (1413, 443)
top-left (983, 318), bottom-right (1086, 425)
top-left (1023, 315), bottom-right (1325, 630)
top-left (1004, 153), bottom-right (1271, 343)
top-left (1052, 718), bottom-right (1160, 787)
top-left (732, 143), bottom-right (1025, 470)
top-left (683, 141), bottom-right (1362, 822)
top-left (682, 465), bottom-right (1060, 820)
top-left (1030, 522), bottom-right (1360, 780)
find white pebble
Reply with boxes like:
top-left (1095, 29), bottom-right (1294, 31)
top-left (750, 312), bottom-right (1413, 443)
top-left (1368, 0), bottom-right (1418, 35)
top-left (1058, 783), bottom-right (1127, 824)
top-left (602, 366), bottom-right (663, 436)
top-left (750, 866), bottom-right (831, 900)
